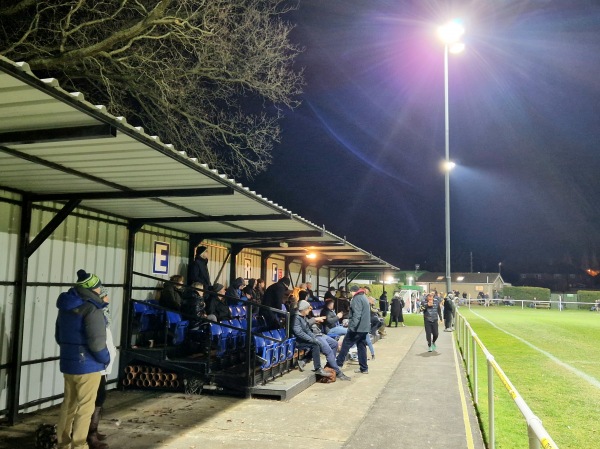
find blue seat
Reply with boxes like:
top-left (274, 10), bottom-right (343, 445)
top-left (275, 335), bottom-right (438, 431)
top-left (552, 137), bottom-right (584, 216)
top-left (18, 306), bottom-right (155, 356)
top-left (263, 331), bottom-right (284, 364)
top-left (165, 311), bottom-right (189, 345)
top-left (229, 306), bottom-right (239, 318)
top-left (253, 336), bottom-right (273, 370)
top-left (209, 323), bottom-right (228, 356)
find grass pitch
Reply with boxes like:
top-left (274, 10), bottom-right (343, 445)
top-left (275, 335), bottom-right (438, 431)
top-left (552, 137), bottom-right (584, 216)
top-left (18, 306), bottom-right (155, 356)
top-left (451, 307), bottom-right (600, 449)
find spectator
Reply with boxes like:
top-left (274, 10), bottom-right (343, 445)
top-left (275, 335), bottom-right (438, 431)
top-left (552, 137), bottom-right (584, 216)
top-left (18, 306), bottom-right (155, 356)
top-left (366, 289), bottom-right (385, 338)
top-left (320, 298), bottom-right (347, 337)
top-left (241, 285), bottom-right (255, 302)
top-left (379, 291), bottom-right (389, 318)
top-left (420, 293), bottom-right (442, 352)
top-left (389, 293), bottom-right (405, 327)
top-left (261, 277), bottom-right (291, 329)
top-left (443, 296), bottom-right (455, 332)
top-left (254, 278), bottom-right (265, 304)
top-left (305, 282), bottom-right (317, 301)
top-left (159, 275), bottom-right (184, 310)
top-left (55, 270), bottom-right (110, 449)
top-left (181, 282), bottom-right (207, 329)
top-left (323, 286), bottom-right (336, 300)
top-left (225, 277), bottom-right (245, 306)
top-left (189, 245), bottom-right (210, 294)
top-left (207, 283), bottom-right (231, 321)
top-left (293, 300), bottom-right (350, 380)
top-left (88, 287), bottom-right (116, 449)
top-left (336, 285), bottom-right (371, 374)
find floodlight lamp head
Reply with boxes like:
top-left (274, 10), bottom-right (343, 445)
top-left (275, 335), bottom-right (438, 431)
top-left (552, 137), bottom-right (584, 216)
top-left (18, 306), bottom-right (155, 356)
top-left (438, 19), bottom-right (465, 45)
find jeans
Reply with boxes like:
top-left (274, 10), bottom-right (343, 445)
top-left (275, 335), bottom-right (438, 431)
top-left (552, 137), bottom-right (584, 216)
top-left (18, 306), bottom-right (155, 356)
top-left (336, 331), bottom-right (368, 373)
top-left (296, 341), bottom-right (322, 370)
top-left (316, 334), bottom-right (342, 373)
top-left (326, 325), bottom-right (348, 338)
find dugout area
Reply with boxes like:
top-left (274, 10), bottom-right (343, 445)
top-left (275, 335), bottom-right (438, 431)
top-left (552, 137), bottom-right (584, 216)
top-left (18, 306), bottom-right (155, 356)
top-left (0, 56), bottom-right (400, 425)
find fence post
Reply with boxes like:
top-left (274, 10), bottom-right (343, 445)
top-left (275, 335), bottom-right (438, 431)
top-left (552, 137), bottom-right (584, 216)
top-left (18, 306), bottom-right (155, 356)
top-left (488, 357), bottom-right (495, 449)
top-left (472, 333), bottom-right (478, 405)
top-left (466, 324), bottom-right (471, 375)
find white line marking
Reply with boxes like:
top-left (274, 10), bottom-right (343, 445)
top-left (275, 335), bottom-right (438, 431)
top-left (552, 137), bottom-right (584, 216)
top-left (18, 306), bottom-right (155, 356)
top-left (470, 310), bottom-right (600, 389)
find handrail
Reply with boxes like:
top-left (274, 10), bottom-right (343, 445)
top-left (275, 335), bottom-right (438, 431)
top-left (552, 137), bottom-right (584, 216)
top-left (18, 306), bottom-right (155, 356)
top-left (455, 311), bottom-right (559, 449)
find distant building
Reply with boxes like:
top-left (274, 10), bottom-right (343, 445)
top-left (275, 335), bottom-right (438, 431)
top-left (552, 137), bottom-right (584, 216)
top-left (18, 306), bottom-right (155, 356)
top-left (416, 272), bottom-right (507, 298)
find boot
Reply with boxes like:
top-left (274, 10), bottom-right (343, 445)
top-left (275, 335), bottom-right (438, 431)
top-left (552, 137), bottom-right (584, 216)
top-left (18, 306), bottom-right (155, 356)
top-left (87, 407), bottom-right (108, 449)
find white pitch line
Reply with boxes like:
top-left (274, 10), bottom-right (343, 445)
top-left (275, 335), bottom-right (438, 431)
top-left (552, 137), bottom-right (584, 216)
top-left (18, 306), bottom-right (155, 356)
top-left (470, 310), bottom-right (600, 389)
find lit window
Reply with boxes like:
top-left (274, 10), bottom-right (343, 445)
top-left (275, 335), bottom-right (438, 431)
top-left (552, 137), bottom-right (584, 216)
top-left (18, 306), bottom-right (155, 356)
top-left (436, 276), bottom-right (444, 281)
top-left (456, 276), bottom-right (464, 281)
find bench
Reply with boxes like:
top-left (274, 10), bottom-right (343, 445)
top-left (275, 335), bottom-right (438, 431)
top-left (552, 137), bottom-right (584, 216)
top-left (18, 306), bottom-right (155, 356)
top-left (534, 301), bottom-right (551, 309)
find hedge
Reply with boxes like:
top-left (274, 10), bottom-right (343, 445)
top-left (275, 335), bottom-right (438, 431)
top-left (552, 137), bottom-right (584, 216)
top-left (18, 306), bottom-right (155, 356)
top-left (501, 286), bottom-right (550, 301)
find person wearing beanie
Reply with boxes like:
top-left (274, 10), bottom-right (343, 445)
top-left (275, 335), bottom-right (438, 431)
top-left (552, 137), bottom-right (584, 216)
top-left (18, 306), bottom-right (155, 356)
top-left (260, 276), bottom-right (292, 329)
top-left (56, 269), bottom-right (110, 449)
top-left (225, 277), bottom-right (245, 306)
top-left (292, 300), bottom-right (351, 380)
top-left (189, 245), bottom-right (211, 295)
top-left (207, 282), bottom-right (231, 321)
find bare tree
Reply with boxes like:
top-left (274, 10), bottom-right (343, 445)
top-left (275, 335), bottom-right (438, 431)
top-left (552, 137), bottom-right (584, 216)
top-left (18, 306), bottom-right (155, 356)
top-left (0, 0), bottom-right (304, 178)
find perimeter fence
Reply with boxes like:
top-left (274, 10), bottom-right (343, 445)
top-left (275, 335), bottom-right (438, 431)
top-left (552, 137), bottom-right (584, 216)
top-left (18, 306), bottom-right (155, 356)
top-left (455, 312), bottom-right (560, 449)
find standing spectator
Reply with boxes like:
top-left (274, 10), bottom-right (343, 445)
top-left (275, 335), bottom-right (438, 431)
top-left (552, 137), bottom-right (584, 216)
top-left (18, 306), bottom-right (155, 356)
top-left (254, 278), bottom-right (265, 304)
top-left (389, 293), bottom-right (405, 327)
top-left (323, 286), bottom-right (336, 300)
top-left (443, 296), bottom-right (455, 332)
top-left (420, 293), bottom-right (443, 352)
top-left (336, 285), bottom-right (371, 374)
top-left (189, 246), bottom-right (210, 294)
top-left (87, 287), bottom-right (116, 449)
top-left (379, 291), bottom-right (389, 318)
top-left (260, 277), bottom-right (291, 329)
top-left (55, 270), bottom-right (110, 449)
top-left (159, 275), bottom-right (184, 310)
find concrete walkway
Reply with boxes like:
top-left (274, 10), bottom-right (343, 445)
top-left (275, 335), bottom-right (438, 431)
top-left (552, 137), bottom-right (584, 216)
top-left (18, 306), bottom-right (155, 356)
top-left (0, 325), bottom-right (485, 449)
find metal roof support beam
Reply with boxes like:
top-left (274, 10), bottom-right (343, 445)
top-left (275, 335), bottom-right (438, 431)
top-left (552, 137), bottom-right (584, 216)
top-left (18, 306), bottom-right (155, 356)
top-left (7, 195), bottom-right (32, 424)
top-left (25, 199), bottom-right (81, 258)
top-left (229, 244), bottom-right (244, 285)
top-left (132, 214), bottom-right (288, 224)
top-left (30, 186), bottom-right (234, 202)
top-left (199, 230), bottom-right (322, 240)
top-left (260, 252), bottom-right (272, 284)
top-left (0, 124), bottom-right (117, 145)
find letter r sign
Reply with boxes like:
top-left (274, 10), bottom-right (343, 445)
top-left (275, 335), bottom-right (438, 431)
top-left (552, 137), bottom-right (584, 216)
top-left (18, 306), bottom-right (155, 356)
top-left (153, 241), bottom-right (169, 274)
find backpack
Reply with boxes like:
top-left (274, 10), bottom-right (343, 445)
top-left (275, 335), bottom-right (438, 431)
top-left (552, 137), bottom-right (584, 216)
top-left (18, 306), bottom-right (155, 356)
top-left (316, 367), bottom-right (337, 383)
top-left (35, 423), bottom-right (57, 449)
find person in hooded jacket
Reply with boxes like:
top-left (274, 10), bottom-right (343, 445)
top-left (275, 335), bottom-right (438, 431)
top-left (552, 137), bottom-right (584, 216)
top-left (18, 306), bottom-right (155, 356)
top-left (389, 293), bottom-right (406, 327)
top-left (207, 283), bottom-right (231, 321)
top-left (225, 277), bottom-right (245, 306)
top-left (159, 275), bottom-right (184, 310)
top-left (55, 270), bottom-right (110, 449)
top-left (189, 245), bottom-right (210, 294)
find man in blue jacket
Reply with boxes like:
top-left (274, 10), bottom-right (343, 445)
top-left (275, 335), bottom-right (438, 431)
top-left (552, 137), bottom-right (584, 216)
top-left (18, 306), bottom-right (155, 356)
top-left (335, 285), bottom-right (371, 374)
top-left (56, 270), bottom-right (110, 449)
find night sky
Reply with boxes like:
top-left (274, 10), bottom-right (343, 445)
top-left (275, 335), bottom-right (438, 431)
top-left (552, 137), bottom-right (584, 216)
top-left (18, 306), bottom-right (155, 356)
top-left (249, 0), bottom-right (600, 280)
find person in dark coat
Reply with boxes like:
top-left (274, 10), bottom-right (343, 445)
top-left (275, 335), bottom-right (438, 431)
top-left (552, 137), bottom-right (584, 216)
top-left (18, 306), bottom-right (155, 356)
top-left (253, 278), bottom-right (265, 304)
top-left (379, 291), bottom-right (389, 318)
top-left (55, 269), bottom-right (110, 449)
top-left (189, 245), bottom-right (210, 294)
top-left (389, 293), bottom-right (405, 327)
top-left (225, 277), bottom-right (245, 305)
top-left (159, 275), bottom-right (184, 310)
top-left (207, 283), bottom-right (231, 321)
top-left (443, 296), bottom-right (455, 331)
top-left (181, 282), bottom-right (206, 329)
top-left (420, 293), bottom-right (442, 352)
top-left (260, 277), bottom-right (291, 329)
top-left (323, 286), bottom-right (336, 300)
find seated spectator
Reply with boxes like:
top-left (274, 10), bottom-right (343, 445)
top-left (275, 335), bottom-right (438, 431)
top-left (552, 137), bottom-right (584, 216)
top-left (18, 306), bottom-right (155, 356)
top-left (207, 283), bottom-right (231, 321)
top-left (366, 288), bottom-right (385, 338)
top-left (241, 285), bottom-right (255, 302)
top-left (320, 298), bottom-right (347, 337)
top-left (181, 282), bottom-right (206, 329)
top-left (292, 300), bottom-right (350, 380)
top-left (305, 282), bottom-right (317, 301)
top-left (323, 286), bottom-right (336, 300)
top-left (225, 277), bottom-right (245, 306)
top-left (159, 275), bottom-right (184, 310)
top-left (254, 278), bottom-right (265, 304)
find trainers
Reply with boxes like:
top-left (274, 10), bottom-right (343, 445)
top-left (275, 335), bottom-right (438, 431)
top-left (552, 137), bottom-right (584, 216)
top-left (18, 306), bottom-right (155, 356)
top-left (428, 346), bottom-right (432, 352)
top-left (432, 343), bottom-right (437, 351)
top-left (401, 323), bottom-right (406, 327)
top-left (354, 369), bottom-right (369, 374)
top-left (337, 372), bottom-right (352, 381)
top-left (297, 359), bottom-right (306, 371)
top-left (315, 368), bottom-right (333, 377)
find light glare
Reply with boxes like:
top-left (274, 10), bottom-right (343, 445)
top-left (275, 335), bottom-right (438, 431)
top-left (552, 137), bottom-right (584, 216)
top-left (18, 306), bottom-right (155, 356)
top-left (438, 20), bottom-right (465, 44)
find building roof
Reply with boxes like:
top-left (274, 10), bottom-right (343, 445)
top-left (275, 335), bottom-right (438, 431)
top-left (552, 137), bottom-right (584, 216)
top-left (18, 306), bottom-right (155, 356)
top-left (416, 272), bottom-right (504, 284)
top-left (0, 56), bottom-right (398, 272)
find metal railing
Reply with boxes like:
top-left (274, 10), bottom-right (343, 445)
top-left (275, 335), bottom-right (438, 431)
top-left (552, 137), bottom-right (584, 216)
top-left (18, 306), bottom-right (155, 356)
top-left (455, 312), bottom-right (559, 449)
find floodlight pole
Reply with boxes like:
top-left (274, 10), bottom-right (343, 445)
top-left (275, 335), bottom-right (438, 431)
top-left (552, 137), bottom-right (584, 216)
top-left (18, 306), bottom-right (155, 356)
top-left (444, 43), bottom-right (452, 296)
